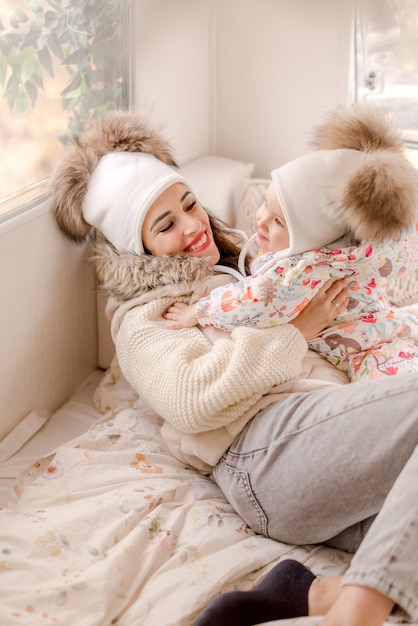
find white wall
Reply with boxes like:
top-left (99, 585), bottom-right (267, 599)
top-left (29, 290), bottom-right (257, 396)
top-left (214, 0), bottom-right (355, 176)
top-left (0, 203), bottom-right (98, 438)
top-left (132, 0), bottom-right (355, 175)
top-left (131, 0), bottom-right (213, 164)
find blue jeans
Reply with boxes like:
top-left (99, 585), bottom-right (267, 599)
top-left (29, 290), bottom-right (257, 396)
top-left (213, 374), bottom-right (418, 621)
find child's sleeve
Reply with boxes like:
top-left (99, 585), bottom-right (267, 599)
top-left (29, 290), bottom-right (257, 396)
top-left (196, 251), bottom-right (352, 332)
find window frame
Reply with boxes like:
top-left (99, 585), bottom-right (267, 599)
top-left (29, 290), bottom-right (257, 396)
top-left (354, 0), bottom-right (418, 150)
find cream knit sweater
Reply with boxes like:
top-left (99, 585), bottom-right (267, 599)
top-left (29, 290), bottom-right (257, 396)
top-left (115, 295), bottom-right (306, 434)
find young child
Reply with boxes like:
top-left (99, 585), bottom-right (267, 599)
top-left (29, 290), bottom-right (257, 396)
top-left (165, 104), bottom-right (418, 381)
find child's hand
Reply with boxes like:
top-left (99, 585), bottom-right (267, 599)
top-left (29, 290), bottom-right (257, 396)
top-left (163, 302), bottom-right (199, 329)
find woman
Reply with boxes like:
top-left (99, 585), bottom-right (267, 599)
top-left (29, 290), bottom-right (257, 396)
top-left (50, 108), bottom-right (418, 626)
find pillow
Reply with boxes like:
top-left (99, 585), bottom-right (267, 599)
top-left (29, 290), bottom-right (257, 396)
top-left (179, 156), bottom-right (254, 227)
top-left (97, 289), bottom-right (115, 370)
top-left (235, 178), bottom-right (269, 237)
top-left (386, 271), bottom-right (418, 307)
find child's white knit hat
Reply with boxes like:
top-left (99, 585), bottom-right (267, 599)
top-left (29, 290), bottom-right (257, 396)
top-left (271, 148), bottom-right (362, 259)
top-left (269, 104), bottom-right (418, 260)
top-left (83, 151), bottom-right (186, 254)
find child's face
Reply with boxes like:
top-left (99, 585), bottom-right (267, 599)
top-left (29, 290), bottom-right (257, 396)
top-left (255, 182), bottom-right (290, 253)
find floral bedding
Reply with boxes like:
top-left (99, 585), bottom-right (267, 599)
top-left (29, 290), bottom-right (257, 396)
top-left (0, 359), bottom-right (410, 625)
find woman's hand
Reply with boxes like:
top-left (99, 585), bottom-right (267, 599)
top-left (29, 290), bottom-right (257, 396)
top-left (163, 302), bottom-right (199, 329)
top-left (290, 279), bottom-right (348, 340)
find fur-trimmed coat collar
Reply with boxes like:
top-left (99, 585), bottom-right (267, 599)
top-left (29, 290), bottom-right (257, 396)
top-left (93, 241), bottom-right (217, 302)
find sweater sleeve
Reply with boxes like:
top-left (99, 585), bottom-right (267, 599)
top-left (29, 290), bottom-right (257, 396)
top-left (115, 295), bottom-right (307, 434)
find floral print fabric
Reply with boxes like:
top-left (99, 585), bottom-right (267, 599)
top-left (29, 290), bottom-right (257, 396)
top-left (0, 358), bottom-right (412, 624)
top-left (0, 368), bottom-right (355, 626)
top-left (196, 225), bottom-right (418, 381)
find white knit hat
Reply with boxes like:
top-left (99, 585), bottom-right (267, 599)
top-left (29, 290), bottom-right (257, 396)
top-left (271, 148), bottom-right (364, 260)
top-left (83, 151), bottom-right (186, 254)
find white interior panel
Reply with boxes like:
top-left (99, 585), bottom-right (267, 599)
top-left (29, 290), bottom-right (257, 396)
top-left (132, 0), bottom-right (212, 164)
top-left (0, 203), bottom-right (98, 440)
top-left (215, 0), bottom-right (355, 176)
top-left (131, 0), bottom-right (354, 175)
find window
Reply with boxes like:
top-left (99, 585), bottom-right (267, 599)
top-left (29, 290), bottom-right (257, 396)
top-left (0, 0), bottom-right (130, 217)
top-left (355, 0), bottom-right (418, 156)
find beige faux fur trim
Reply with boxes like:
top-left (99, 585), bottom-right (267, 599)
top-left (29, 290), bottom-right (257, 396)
top-left (311, 103), bottom-right (405, 153)
top-left (93, 242), bottom-right (215, 301)
top-left (342, 150), bottom-right (418, 241)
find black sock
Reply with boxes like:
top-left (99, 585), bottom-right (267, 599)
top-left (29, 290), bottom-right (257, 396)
top-left (193, 559), bottom-right (316, 626)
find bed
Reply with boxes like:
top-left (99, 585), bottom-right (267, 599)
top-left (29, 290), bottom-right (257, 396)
top-left (1, 157), bottom-right (417, 625)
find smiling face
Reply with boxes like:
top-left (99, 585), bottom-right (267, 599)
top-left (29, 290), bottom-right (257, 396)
top-left (141, 182), bottom-right (221, 266)
top-left (255, 182), bottom-right (290, 253)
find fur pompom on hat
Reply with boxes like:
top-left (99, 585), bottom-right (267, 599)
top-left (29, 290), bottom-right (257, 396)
top-left (49, 110), bottom-right (184, 253)
top-left (271, 103), bottom-right (418, 260)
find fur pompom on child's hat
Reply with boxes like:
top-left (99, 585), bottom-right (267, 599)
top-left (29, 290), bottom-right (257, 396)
top-left (271, 103), bottom-right (418, 259)
top-left (49, 110), bottom-right (185, 253)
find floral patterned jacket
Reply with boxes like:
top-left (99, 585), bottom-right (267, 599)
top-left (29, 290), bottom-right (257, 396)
top-left (196, 224), bottom-right (418, 381)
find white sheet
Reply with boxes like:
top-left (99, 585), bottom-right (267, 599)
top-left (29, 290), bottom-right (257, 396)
top-left (0, 362), bottom-right (412, 625)
top-left (0, 370), bottom-right (103, 508)
top-left (0, 402), bottom-right (350, 625)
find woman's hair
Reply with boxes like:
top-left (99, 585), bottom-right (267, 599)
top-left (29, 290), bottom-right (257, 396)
top-left (208, 213), bottom-right (250, 273)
